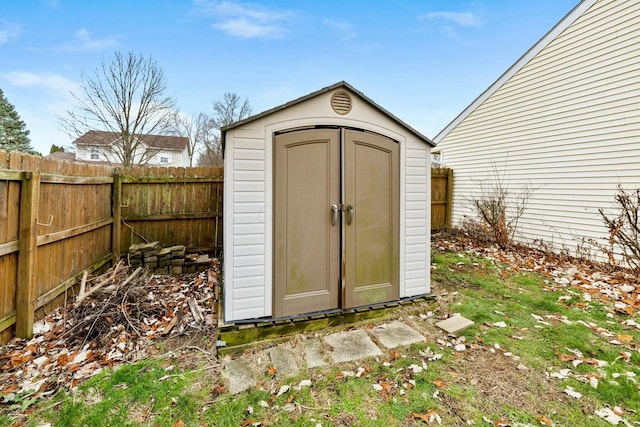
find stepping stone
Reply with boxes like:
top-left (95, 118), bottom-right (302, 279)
top-left (223, 358), bottom-right (258, 395)
top-left (323, 329), bottom-right (383, 363)
top-left (269, 346), bottom-right (300, 379)
top-left (304, 339), bottom-right (327, 368)
top-left (436, 315), bottom-right (475, 335)
top-left (369, 321), bottom-right (425, 349)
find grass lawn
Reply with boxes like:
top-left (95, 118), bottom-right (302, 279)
top-left (4, 235), bottom-right (640, 426)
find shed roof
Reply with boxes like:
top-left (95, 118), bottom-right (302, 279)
top-left (222, 81), bottom-right (435, 148)
top-left (433, 0), bottom-right (597, 143)
top-left (73, 130), bottom-right (188, 151)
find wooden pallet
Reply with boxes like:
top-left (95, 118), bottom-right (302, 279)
top-left (216, 295), bottom-right (435, 357)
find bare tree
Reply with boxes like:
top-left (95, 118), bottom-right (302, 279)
top-left (172, 112), bottom-right (214, 167)
top-left (60, 51), bottom-right (176, 166)
top-left (198, 92), bottom-right (252, 166)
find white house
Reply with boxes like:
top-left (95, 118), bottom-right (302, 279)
top-left (222, 81), bottom-right (434, 322)
top-left (73, 130), bottom-right (189, 167)
top-left (434, 0), bottom-right (640, 262)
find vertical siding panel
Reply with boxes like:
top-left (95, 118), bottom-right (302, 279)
top-left (403, 140), bottom-right (430, 297)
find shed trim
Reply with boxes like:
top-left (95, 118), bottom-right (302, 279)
top-left (222, 81), bottom-right (434, 150)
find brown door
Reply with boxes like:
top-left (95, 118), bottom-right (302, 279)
top-left (273, 128), bottom-right (399, 317)
top-left (343, 130), bottom-right (399, 308)
top-left (274, 129), bottom-right (340, 317)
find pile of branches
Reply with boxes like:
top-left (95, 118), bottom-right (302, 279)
top-left (61, 262), bottom-right (165, 349)
top-left (1, 260), bottom-right (218, 423)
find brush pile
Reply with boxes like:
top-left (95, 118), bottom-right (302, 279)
top-left (0, 259), bottom-right (219, 409)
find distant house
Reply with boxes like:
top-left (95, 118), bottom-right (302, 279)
top-left (433, 0), bottom-right (640, 261)
top-left (73, 130), bottom-right (189, 167)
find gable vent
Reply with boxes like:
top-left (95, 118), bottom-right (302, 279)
top-left (331, 91), bottom-right (352, 115)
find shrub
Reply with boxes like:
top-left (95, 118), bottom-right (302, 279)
top-left (599, 186), bottom-right (640, 271)
top-left (468, 161), bottom-right (535, 249)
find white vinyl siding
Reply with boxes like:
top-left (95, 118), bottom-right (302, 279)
top-left (436, 0), bottom-right (640, 260)
top-left (225, 130), bottom-right (268, 320)
top-left (403, 141), bottom-right (430, 298)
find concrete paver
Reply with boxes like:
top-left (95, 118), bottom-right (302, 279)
top-left (323, 329), bottom-right (383, 363)
top-left (269, 346), bottom-right (300, 379)
top-left (436, 315), bottom-right (475, 335)
top-left (304, 339), bottom-right (327, 368)
top-left (223, 321), bottom-right (432, 394)
top-left (223, 358), bottom-right (258, 395)
top-left (369, 321), bottom-right (425, 349)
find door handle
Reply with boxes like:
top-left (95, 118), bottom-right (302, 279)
top-left (331, 204), bottom-right (339, 226)
top-left (346, 204), bottom-right (354, 225)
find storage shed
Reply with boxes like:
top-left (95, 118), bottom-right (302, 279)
top-left (222, 81), bottom-right (434, 323)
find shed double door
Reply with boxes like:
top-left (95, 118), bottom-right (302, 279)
top-left (274, 128), bottom-right (399, 318)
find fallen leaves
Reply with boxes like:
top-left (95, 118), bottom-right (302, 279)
top-left (435, 232), bottom-right (640, 320)
top-left (536, 415), bottom-right (554, 426)
top-left (412, 410), bottom-right (441, 424)
top-left (595, 407), bottom-right (626, 425)
top-left (0, 262), bottom-right (219, 412)
top-left (563, 386), bottom-right (582, 399)
top-left (276, 385), bottom-right (289, 397)
top-left (434, 233), bottom-right (640, 425)
top-left (432, 379), bottom-right (446, 388)
top-left (616, 334), bottom-right (634, 344)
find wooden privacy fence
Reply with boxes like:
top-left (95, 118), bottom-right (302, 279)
top-left (116, 167), bottom-right (223, 256)
top-left (431, 168), bottom-right (453, 230)
top-left (0, 151), bottom-right (223, 344)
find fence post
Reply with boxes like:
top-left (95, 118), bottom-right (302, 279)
top-left (16, 171), bottom-right (40, 339)
top-left (446, 168), bottom-right (453, 229)
top-left (112, 171), bottom-right (122, 262)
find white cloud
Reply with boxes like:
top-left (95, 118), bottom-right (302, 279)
top-left (422, 11), bottom-right (482, 28)
top-left (322, 19), bottom-right (356, 41)
top-left (3, 71), bottom-right (78, 96)
top-left (192, 0), bottom-right (293, 39)
top-left (2, 72), bottom-right (81, 153)
top-left (0, 20), bottom-right (22, 44)
top-left (58, 28), bottom-right (121, 51)
top-left (214, 17), bottom-right (280, 38)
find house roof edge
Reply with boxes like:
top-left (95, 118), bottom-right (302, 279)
top-left (433, 0), bottom-right (597, 144)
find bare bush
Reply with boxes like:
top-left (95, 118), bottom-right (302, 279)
top-left (599, 186), bottom-right (640, 271)
top-left (468, 161), bottom-right (535, 249)
top-left (459, 215), bottom-right (494, 245)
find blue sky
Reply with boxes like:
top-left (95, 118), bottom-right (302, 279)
top-left (1, 0), bottom-right (579, 155)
